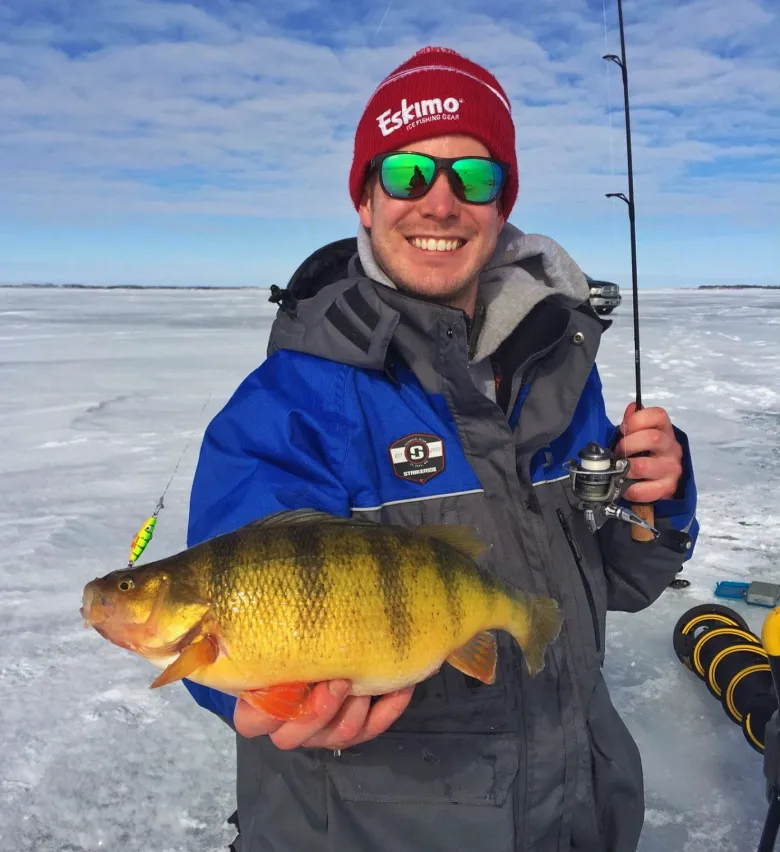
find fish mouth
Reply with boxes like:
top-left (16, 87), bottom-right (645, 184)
top-left (81, 581), bottom-right (114, 627)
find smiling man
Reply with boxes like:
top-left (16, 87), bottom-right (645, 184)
top-left (185, 47), bottom-right (698, 852)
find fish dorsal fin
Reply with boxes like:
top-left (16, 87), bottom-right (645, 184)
top-left (419, 525), bottom-right (486, 560)
top-left (248, 509), bottom-right (379, 528)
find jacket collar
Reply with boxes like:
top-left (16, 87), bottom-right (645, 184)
top-left (268, 234), bottom-right (606, 397)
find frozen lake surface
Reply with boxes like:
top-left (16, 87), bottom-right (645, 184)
top-left (1, 285), bottom-right (778, 851)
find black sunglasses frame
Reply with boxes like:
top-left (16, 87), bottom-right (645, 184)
top-left (369, 151), bottom-right (510, 205)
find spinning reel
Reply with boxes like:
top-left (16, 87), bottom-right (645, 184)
top-left (565, 442), bottom-right (693, 555)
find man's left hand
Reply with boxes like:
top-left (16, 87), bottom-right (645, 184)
top-left (613, 402), bottom-right (683, 503)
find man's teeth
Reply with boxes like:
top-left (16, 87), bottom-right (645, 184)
top-left (409, 237), bottom-right (464, 252)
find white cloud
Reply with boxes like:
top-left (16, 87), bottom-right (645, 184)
top-left (0, 0), bottom-right (777, 230)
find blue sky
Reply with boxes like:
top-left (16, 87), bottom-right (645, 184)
top-left (0, 0), bottom-right (778, 288)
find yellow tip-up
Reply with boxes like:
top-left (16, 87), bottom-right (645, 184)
top-left (761, 606), bottom-right (780, 658)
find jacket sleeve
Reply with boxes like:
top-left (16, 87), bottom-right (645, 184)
top-left (589, 367), bottom-right (699, 613)
top-left (182, 351), bottom-right (352, 727)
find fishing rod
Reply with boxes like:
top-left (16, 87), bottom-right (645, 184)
top-left (602, 0), bottom-right (655, 543)
top-left (564, 0), bottom-right (691, 557)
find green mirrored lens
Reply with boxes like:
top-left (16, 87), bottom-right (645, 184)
top-left (451, 158), bottom-right (504, 203)
top-left (380, 153), bottom-right (436, 199)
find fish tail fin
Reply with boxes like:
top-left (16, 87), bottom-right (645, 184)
top-left (508, 592), bottom-right (563, 677)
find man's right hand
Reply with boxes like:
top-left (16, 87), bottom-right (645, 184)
top-left (234, 680), bottom-right (414, 751)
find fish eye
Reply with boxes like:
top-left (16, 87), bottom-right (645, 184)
top-left (118, 578), bottom-right (135, 592)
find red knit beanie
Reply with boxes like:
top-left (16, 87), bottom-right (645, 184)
top-left (349, 46), bottom-right (518, 218)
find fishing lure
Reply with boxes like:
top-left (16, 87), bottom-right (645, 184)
top-left (127, 508), bottom-right (160, 567)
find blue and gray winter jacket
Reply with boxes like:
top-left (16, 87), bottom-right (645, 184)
top-left (185, 224), bottom-right (697, 852)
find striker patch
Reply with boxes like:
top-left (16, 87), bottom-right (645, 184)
top-left (389, 433), bottom-right (445, 484)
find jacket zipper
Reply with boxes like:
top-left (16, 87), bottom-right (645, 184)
top-left (556, 509), bottom-right (601, 653)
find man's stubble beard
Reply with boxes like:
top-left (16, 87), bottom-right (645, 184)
top-left (370, 235), bottom-right (479, 308)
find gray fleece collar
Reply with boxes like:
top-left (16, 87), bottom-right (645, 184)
top-left (356, 222), bottom-right (589, 361)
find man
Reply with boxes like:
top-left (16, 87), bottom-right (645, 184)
top-left (185, 46), bottom-right (698, 852)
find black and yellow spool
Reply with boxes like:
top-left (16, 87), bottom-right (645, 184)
top-left (708, 643), bottom-right (769, 701)
top-left (692, 626), bottom-right (761, 682)
top-left (673, 603), bottom-right (751, 674)
top-left (674, 603), bottom-right (778, 754)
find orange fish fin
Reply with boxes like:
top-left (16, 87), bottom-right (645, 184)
top-left (149, 634), bottom-right (219, 689)
top-left (420, 525), bottom-right (486, 560)
top-left (446, 631), bottom-right (497, 684)
top-left (239, 682), bottom-right (313, 721)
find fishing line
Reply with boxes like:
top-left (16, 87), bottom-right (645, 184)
top-left (375, 0), bottom-right (393, 37)
top-left (126, 393), bottom-right (213, 567)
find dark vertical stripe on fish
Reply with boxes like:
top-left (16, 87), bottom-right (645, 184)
top-left (287, 525), bottom-right (329, 645)
top-left (430, 538), bottom-right (463, 637)
top-left (368, 528), bottom-right (412, 658)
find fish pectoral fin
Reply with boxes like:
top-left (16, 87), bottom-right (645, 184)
top-left (446, 631), bottom-right (497, 684)
top-left (149, 634), bottom-right (219, 689)
top-left (419, 525), bottom-right (486, 560)
top-left (239, 682), bottom-right (313, 721)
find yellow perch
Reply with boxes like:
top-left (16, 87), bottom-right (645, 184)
top-left (81, 509), bottom-right (563, 720)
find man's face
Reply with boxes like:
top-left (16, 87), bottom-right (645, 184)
top-left (358, 134), bottom-right (506, 315)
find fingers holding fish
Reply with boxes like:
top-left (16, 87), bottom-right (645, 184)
top-left (301, 685), bottom-right (415, 751)
top-left (295, 693), bottom-right (372, 750)
top-left (235, 680), bottom-right (349, 743)
top-left (263, 680), bottom-right (353, 750)
top-left (345, 686), bottom-right (415, 747)
top-left (234, 697), bottom-right (285, 739)
top-left (234, 680), bottom-right (414, 751)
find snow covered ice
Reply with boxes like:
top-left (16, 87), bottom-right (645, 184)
top-left (1, 285), bottom-right (778, 852)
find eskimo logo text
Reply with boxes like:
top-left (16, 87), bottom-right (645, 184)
top-left (377, 97), bottom-right (461, 137)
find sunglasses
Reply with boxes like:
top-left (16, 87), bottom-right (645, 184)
top-left (370, 151), bottom-right (509, 205)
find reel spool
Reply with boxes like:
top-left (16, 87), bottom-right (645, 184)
top-left (674, 603), bottom-right (777, 753)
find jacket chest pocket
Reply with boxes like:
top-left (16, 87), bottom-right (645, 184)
top-left (325, 733), bottom-right (520, 852)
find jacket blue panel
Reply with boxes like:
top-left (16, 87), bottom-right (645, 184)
top-left (341, 363), bottom-right (483, 508)
top-left (187, 350), bottom-right (353, 548)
